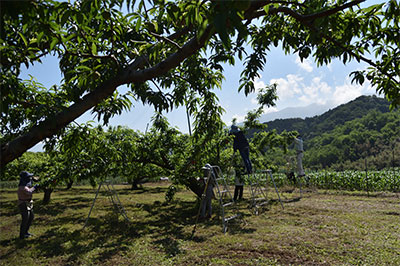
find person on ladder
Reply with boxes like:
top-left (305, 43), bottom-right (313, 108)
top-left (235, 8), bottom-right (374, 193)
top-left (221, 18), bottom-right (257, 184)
top-left (229, 125), bottom-right (252, 174)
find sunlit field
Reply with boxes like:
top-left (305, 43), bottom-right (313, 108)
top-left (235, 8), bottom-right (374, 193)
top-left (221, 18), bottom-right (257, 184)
top-left (1, 181), bottom-right (399, 265)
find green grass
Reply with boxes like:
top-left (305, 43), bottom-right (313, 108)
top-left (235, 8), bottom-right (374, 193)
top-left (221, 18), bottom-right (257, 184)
top-left (1, 183), bottom-right (399, 265)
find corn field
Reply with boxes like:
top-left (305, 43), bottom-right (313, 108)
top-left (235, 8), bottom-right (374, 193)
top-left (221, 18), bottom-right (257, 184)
top-left (271, 168), bottom-right (400, 192)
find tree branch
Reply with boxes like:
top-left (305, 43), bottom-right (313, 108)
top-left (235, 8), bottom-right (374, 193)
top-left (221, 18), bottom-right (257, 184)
top-left (245, 0), bottom-right (365, 22)
top-left (0, 24), bottom-right (213, 167)
top-left (149, 32), bottom-right (182, 49)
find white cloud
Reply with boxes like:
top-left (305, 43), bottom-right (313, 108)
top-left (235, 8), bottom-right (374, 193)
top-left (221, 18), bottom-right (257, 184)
top-left (270, 74), bottom-right (303, 99)
top-left (331, 77), bottom-right (370, 106)
top-left (295, 56), bottom-right (313, 72)
top-left (263, 106), bottom-right (278, 114)
top-left (251, 76), bottom-right (267, 105)
top-left (299, 77), bottom-right (332, 105)
top-left (231, 114), bottom-right (246, 123)
top-left (254, 76), bottom-right (266, 92)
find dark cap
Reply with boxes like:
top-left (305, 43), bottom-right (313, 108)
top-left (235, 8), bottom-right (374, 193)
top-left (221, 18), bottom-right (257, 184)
top-left (230, 125), bottom-right (239, 133)
top-left (20, 171), bottom-right (34, 179)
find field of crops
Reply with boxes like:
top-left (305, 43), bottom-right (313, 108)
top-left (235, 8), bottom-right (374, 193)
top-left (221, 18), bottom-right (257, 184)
top-left (247, 168), bottom-right (400, 193)
top-left (305, 169), bottom-right (400, 192)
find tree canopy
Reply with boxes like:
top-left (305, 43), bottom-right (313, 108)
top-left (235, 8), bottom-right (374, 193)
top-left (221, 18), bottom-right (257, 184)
top-left (1, 0), bottom-right (399, 167)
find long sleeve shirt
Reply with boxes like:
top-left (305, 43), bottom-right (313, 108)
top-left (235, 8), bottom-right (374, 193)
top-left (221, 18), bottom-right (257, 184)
top-left (17, 186), bottom-right (36, 205)
top-left (232, 131), bottom-right (249, 151)
top-left (294, 138), bottom-right (304, 152)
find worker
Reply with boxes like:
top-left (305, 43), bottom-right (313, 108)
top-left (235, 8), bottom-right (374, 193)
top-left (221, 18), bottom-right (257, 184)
top-left (229, 125), bottom-right (252, 174)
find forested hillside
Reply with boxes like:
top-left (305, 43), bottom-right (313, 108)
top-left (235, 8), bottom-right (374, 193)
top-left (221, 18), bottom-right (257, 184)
top-left (259, 96), bottom-right (400, 170)
top-left (264, 95), bottom-right (391, 139)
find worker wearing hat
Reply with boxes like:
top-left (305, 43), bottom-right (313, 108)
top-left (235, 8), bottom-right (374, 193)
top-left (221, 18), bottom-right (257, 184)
top-left (17, 171), bottom-right (39, 239)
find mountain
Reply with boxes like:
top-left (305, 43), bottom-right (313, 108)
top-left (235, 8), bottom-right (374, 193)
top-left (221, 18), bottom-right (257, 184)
top-left (256, 95), bottom-right (399, 170)
top-left (263, 95), bottom-right (391, 139)
top-left (259, 103), bottom-right (333, 122)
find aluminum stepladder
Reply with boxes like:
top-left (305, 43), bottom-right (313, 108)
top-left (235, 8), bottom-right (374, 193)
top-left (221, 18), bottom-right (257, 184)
top-left (83, 180), bottom-right (130, 229)
top-left (249, 169), bottom-right (284, 215)
top-left (206, 164), bottom-right (241, 233)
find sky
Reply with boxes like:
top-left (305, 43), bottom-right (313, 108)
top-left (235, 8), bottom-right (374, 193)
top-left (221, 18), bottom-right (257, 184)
top-left (19, 0), bottom-right (386, 150)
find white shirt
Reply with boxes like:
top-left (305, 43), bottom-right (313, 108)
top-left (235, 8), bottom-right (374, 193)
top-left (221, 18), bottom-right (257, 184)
top-left (294, 137), bottom-right (303, 152)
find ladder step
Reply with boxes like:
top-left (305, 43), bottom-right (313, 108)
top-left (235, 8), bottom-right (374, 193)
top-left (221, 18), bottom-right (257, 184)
top-left (220, 190), bottom-right (229, 194)
top-left (223, 202), bottom-right (234, 207)
top-left (254, 198), bottom-right (266, 201)
top-left (224, 214), bottom-right (239, 222)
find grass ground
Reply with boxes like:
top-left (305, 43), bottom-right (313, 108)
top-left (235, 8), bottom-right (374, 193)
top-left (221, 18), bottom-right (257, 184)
top-left (1, 182), bottom-right (399, 265)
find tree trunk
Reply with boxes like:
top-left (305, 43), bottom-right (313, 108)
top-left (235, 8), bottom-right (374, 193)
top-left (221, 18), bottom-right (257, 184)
top-left (131, 180), bottom-right (139, 190)
top-left (186, 177), bottom-right (203, 198)
top-left (42, 188), bottom-right (53, 205)
top-left (66, 180), bottom-right (73, 190)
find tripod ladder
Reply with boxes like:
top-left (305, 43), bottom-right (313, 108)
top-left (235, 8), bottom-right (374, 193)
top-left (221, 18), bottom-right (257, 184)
top-left (83, 180), bottom-right (130, 229)
top-left (249, 170), bottom-right (284, 215)
top-left (209, 165), bottom-right (241, 233)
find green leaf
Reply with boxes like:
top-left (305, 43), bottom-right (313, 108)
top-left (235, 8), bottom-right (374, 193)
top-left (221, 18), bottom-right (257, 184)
top-left (50, 38), bottom-right (58, 50)
top-left (61, 11), bottom-right (70, 25)
top-left (135, 16), bottom-right (142, 32)
top-left (18, 32), bottom-right (28, 46)
top-left (76, 65), bottom-right (92, 72)
top-left (263, 5), bottom-right (270, 14)
top-left (37, 32), bottom-right (44, 43)
top-left (214, 13), bottom-right (230, 49)
top-left (91, 43), bottom-right (97, 55)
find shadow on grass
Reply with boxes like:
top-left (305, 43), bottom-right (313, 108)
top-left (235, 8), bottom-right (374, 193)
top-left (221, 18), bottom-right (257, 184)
top-left (1, 186), bottom-right (254, 263)
top-left (0, 201), bottom-right (20, 217)
top-left (122, 186), bottom-right (169, 195)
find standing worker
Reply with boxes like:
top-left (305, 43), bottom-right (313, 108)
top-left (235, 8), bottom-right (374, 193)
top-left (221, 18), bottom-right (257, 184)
top-left (233, 165), bottom-right (244, 201)
top-left (294, 135), bottom-right (305, 177)
top-left (17, 171), bottom-right (39, 239)
top-left (200, 164), bottom-right (215, 220)
top-left (229, 125), bottom-right (252, 174)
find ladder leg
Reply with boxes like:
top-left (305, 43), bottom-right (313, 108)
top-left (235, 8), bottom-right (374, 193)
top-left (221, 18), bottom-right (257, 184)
top-left (269, 171), bottom-right (284, 209)
top-left (110, 183), bottom-right (130, 221)
top-left (83, 182), bottom-right (103, 229)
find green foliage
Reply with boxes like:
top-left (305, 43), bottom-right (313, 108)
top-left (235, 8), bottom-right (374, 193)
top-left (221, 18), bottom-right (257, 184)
top-left (2, 0), bottom-right (399, 170)
top-left (1, 152), bottom-right (50, 181)
top-left (306, 109), bottom-right (400, 169)
top-left (257, 96), bottom-right (400, 170)
top-left (304, 169), bottom-right (400, 192)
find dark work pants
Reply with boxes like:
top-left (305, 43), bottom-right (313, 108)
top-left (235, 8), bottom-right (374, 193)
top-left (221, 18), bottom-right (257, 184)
top-left (238, 147), bottom-right (252, 174)
top-left (234, 185), bottom-right (243, 201)
top-left (19, 202), bottom-right (34, 238)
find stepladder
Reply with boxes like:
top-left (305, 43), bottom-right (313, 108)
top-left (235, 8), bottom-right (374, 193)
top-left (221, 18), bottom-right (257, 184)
top-left (83, 180), bottom-right (130, 229)
top-left (203, 164), bottom-right (241, 233)
top-left (249, 170), bottom-right (284, 215)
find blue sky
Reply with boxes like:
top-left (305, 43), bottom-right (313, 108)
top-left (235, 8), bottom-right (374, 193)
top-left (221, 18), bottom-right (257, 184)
top-left (20, 0), bottom-right (385, 146)
top-left (20, 45), bottom-right (379, 134)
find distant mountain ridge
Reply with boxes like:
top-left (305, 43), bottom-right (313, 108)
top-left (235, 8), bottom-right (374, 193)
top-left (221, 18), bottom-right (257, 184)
top-left (259, 103), bottom-right (333, 122)
top-left (256, 95), bottom-right (399, 170)
top-left (262, 95), bottom-right (390, 139)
